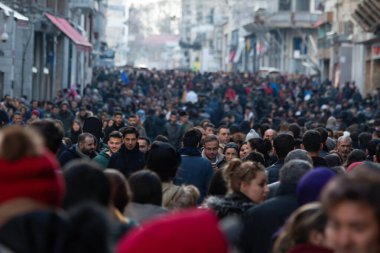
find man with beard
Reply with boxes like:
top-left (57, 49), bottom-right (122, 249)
top-left (59, 132), bottom-right (97, 167)
top-left (93, 131), bottom-right (123, 168)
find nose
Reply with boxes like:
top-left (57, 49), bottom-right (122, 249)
top-left (334, 228), bottom-right (353, 250)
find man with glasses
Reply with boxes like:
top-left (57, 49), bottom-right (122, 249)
top-left (202, 134), bottom-right (225, 171)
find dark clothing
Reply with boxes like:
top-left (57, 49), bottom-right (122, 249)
top-left (56, 111), bottom-right (74, 132)
top-left (174, 147), bottom-right (214, 202)
top-left (108, 144), bottom-right (145, 178)
top-left (58, 145), bottom-right (97, 167)
top-left (208, 169), bottom-right (228, 196)
top-left (104, 122), bottom-right (125, 141)
top-left (287, 243), bottom-right (334, 253)
top-left (203, 192), bottom-right (256, 220)
top-left (240, 184), bottom-right (299, 253)
top-left (266, 160), bottom-right (284, 184)
top-left (66, 130), bottom-right (81, 144)
top-left (311, 156), bottom-right (328, 167)
top-left (163, 122), bottom-right (181, 149)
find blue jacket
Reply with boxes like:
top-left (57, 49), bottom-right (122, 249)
top-left (174, 147), bottom-right (214, 202)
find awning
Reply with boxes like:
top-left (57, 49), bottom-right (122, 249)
top-left (0, 2), bottom-right (29, 21)
top-left (45, 13), bottom-right (92, 51)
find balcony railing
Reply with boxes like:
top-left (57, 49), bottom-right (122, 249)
top-left (69, 0), bottom-right (96, 10)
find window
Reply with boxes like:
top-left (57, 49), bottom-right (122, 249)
top-left (293, 37), bottom-right (307, 55)
top-left (279, 0), bottom-right (291, 11)
top-left (296, 0), bottom-right (310, 11)
top-left (231, 30), bottom-right (239, 48)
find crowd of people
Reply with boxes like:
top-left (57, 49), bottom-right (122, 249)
top-left (0, 67), bottom-right (380, 253)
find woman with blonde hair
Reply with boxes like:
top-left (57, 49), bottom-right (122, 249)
top-left (203, 158), bottom-right (269, 219)
top-left (273, 203), bottom-right (333, 253)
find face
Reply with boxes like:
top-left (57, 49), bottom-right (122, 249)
top-left (12, 115), bottom-right (23, 125)
top-left (240, 171), bottom-right (269, 203)
top-left (80, 137), bottom-right (96, 155)
top-left (124, 133), bottom-right (137, 150)
top-left (72, 122), bottom-right (81, 132)
top-left (240, 144), bottom-right (249, 159)
top-left (128, 117), bottom-right (137, 126)
top-left (205, 127), bottom-right (214, 135)
top-left (138, 139), bottom-right (149, 154)
top-left (218, 128), bottom-right (231, 144)
top-left (225, 147), bottom-right (238, 162)
top-left (337, 140), bottom-right (352, 160)
top-left (264, 129), bottom-right (276, 141)
top-left (108, 137), bottom-right (122, 154)
top-left (180, 115), bottom-right (188, 123)
top-left (170, 114), bottom-right (177, 124)
top-left (114, 115), bottom-right (123, 125)
top-left (204, 140), bottom-right (219, 162)
top-left (326, 201), bottom-right (380, 253)
top-left (61, 104), bottom-right (68, 111)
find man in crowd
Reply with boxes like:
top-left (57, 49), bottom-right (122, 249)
top-left (105, 111), bottom-right (125, 138)
top-left (93, 131), bottom-right (123, 168)
top-left (59, 132), bottom-right (97, 166)
top-left (128, 114), bottom-right (147, 138)
top-left (108, 126), bottom-right (145, 178)
top-left (163, 111), bottom-right (182, 149)
top-left (137, 137), bottom-right (150, 154)
top-left (202, 134), bottom-right (225, 171)
top-left (175, 128), bottom-right (214, 202)
top-left (302, 130), bottom-right (327, 167)
top-left (336, 136), bottom-right (353, 163)
top-left (217, 125), bottom-right (231, 148)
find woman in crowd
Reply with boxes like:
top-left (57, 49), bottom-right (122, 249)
top-left (204, 159), bottom-right (269, 219)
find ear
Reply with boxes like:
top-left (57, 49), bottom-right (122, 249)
top-left (301, 144), bottom-right (305, 150)
top-left (319, 143), bottom-right (323, 151)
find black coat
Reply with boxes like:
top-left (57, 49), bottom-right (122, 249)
top-left (58, 145), bottom-right (97, 167)
top-left (240, 184), bottom-right (299, 253)
top-left (266, 160), bottom-right (284, 184)
top-left (108, 144), bottom-right (145, 178)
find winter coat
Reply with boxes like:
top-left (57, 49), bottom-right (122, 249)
top-left (163, 122), bottom-right (182, 149)
top-left (108, 145), bottom-right (145, 178)
top-left (58, 145), bottom-right (97, 167)
top-left (240, 184), bottom-right (299, 253)
top-left (56, 111), bottom-right (74, 132)
top-left (174, 147), bottom-right (214, 202)
top-left (93, 150), bottom-right (111, 169)
top-left (203, 192), bottom-right (256, 220)
top-left (266, 160), bottom-right (284, 184)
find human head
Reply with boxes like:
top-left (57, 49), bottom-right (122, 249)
top-left (204, 123), bottom-right (215, 135)
top-left (203, 135), bottom-right (220, 162)
top-left (223, 142), bottom-right (239, 162)
top-left (63, 160), bottom-right (110, 209)
top-left (284, 149), bottom-right (313, 164)
top-left (128, 170), bottom-right (162, 206)
top-left (280, 160), bottom-right (313, 187)
top-left (107, 131), bottom-right (123, 154)
top-left (182, 128), bottom-right (202, 148)
top-left (247, 138), bottom-right (272, 157)
top-left (264, 129), bottom-right (277, 141)
top-left (122, 126), bottom-right (139, 151)
top-left (273, 203), bottom-right (328, 253)
top-left (12, 111), bottom-right (23, 125)
top-left (358, 132), bottom-right (372, 151)
top-left (346, 149), bottom-right (367, 168)
top-left (243, 151), bottom-right (266, 166)
top-left (29, 119), bottom-right (64, 154)
top-left (71, 120), bottom-right (82, 132)
top-left (138, 137), bottom-right (151, 154)
top-left (128, 114), bottom-right (137, 126)
top-left (273, 134), bottom-right (295, 160)
top-left (239, 142), bottom-right (249, 159)
top-left (146, 142), bottom-right (181, 182)
top-left (77, 133), bottom-right (96, 155)
top-left (169, 112), bottom-right (178, 124)
top-left (322, 168), bottom-right (380, 253)
top-left (113, 111), bottom-right (124, 125)
top-left (104, 169), bottom-right (131, 213)
top-left (217, 125), bottom-right (231, 145)
top-left (367, 139), bottom-right (380, 160)
top-left (288, 123), bottom-right (301, 139)
top-left (302, 130), bottom-right (322, 154)
top-left (223, 159), bottom-right (269, 203)
top-left (336, 136), bottom-right (353, 161)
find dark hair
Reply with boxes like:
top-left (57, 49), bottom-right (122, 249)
top-left (29, 119), bottom-right (64, 154)
top-left (63, 160), bottom-right (110, 209)
top-left (247, 138), bottom-right (272, 156)
top-left (217, 125), bottom-right (229, 133)
top-left (302, 130), bottom-right (322, 153)
top-left (78, 132), bottom-right (96, 144)
top-left (128, 114), bottom-right (137, 119)
top-left (113, 111), bottom-right (123, 117)
top-left (358, 132), bottom-right (372, 150)
top-left (324, 154), bottom-right (342, 167)
top-left (259, 123), bottom-right (270, 136)
top-left (154, 135), bottom-right (169, 143)
top-left (367, 139), bottom-right (380, 157)
top-left (316, 127), bottom-right (328, 143)
top-left (138, 136), bottom-right (151, 145)
top-left (243, 151), bottom-right (265, 166)
top-left (121, 126), bottom-right (139, 138)
top-left (288, 123), bottom-right (301, 139)
top-left (273, 134), bottom-right (295, 159)
top-left (182, 128), bottom-right (202, 147)
top-left (128, 170), bottom-right (162, 206)
top-left (224, 142), bottom-right (239, 153)
top-left (346, 149), bottom-right (367, 167)
top-left (146, 142), bottom-right (181, 182)
top-left (203, 134), bottom-right (219, 144)
top-left (104, 169), bottom-right (130, 213)
top-left (108, 131), bottom-right (123, 140)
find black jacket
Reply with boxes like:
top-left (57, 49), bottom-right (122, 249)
top-left (240, 184), bottom-right (299, 253)
top-left (108, 144), bottom-right (145, 178)
top-left (266, 160), bottom-right (284, 184)
top-left (58, 145), bottom-right (97, 167)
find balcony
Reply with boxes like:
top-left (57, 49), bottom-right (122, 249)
top-left (268, 12), bottom-right (320, 28)
top-left (69, 0), bottom-right (96, 11)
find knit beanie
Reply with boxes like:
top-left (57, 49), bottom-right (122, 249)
top-left (0, 151), bottom-right (65, 207)
top-left (117, 209), bottom-right (229, 253)
top-left (296, 167), bottom-right (335, 206)
top-left (245, 129), bottom-right (261, 141)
